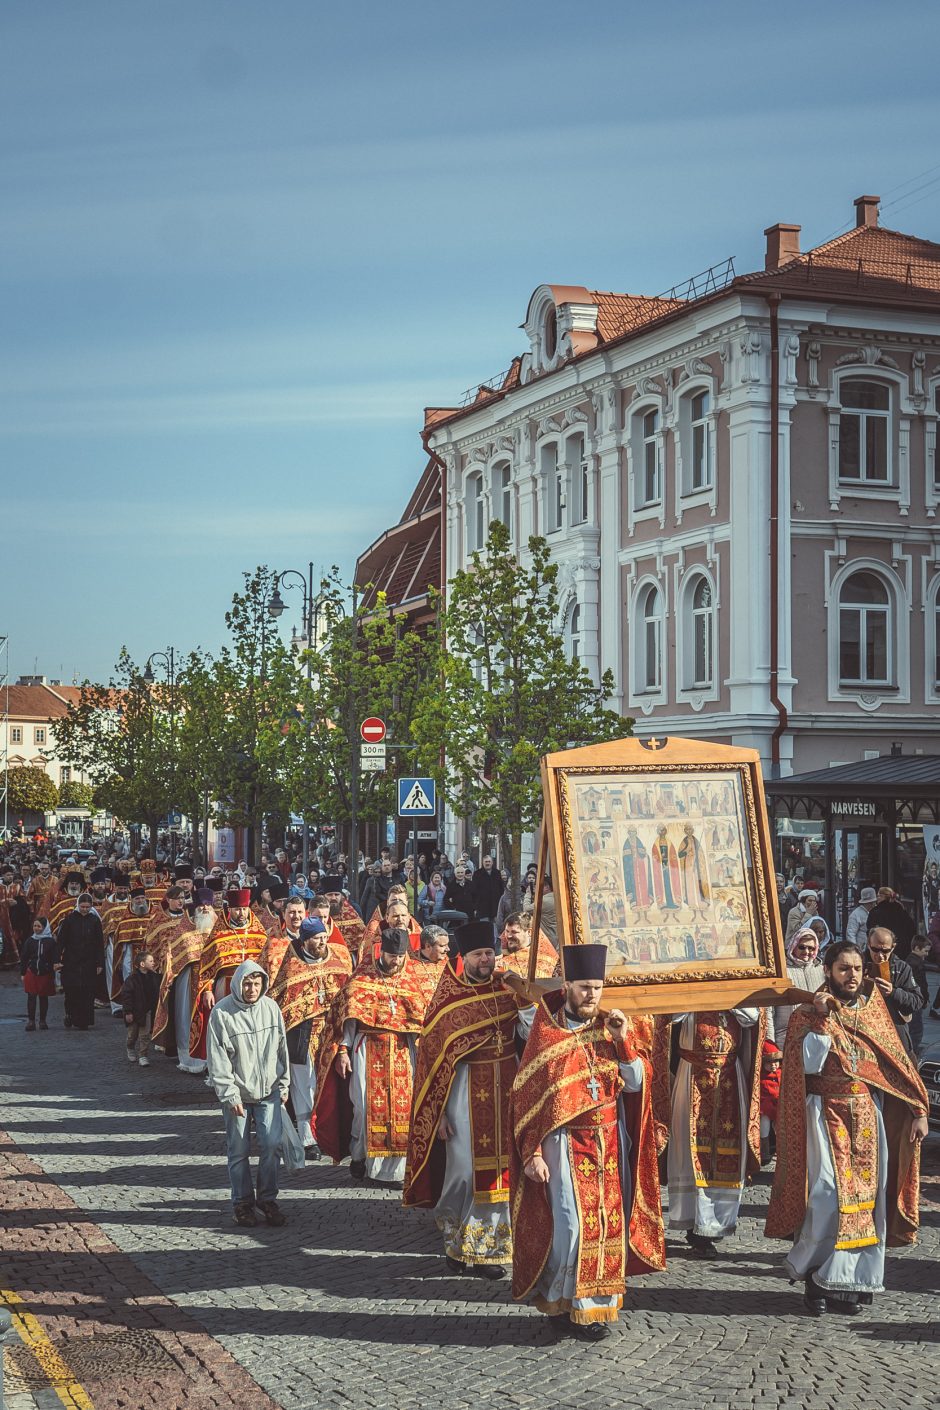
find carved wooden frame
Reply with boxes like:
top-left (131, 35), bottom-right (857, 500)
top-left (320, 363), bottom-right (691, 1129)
top-left (526, 735), bottom-right (790, 1014)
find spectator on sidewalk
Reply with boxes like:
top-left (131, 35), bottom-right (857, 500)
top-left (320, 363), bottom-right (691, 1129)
top-left (120, 950), bottom-right (160, 1067)
top-left (866, 887), bottom-right (915, 956)
top-left (863, 926), bottom-right (924, 1054)
top-left (442, 863), bottom-right (473, 918)
top-left (846, 886), bottom-right (878, 945)
top-left (206, 959), bottom-right (290, 1229)
top-left (470, 855), bottom-right (504, 922)
top-left (906, 934), bottom-right (931, 1055)
top-left (21, 917), bottom-right (57, 1031)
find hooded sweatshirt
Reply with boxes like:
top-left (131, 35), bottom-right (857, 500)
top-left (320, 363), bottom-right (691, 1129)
top-left (206, 960), bottom-right (289, 1107)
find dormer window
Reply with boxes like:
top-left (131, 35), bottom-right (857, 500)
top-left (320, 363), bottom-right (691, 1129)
top-left (543, 306), bottom-right (557, 360)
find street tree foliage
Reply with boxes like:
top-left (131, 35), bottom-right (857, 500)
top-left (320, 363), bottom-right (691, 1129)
top-left (275, 569), bottom-right (439, 831)
top-left (412, 520), bottom-right (629, 900)
top-left (7, 766), bottom-right (59, 813)
top-left (52, 649), bottom-right (175, 847)
top-left (57, 780), bottom-right (95, 809)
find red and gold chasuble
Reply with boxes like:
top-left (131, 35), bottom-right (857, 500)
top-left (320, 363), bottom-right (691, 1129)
top-left (257, 928), bottom-right (294, 985)
top-left (194, 920), bottom-right (267, 1007)
top-left (510, 997), bottom-right (665, 1316)
top-left (49, 895), bottom-right (78, 935)
top-left (252, 904), bottom-right (283, 939)
top-left (146, 911), bottom-right (190, 970)
top-left (110, 908), bottom-right (155, 1001)
top-left (313, 959), bottom-right (425, 1163)
top-left (28, 873), bottom-right (56, 920)
top-left (268, 941), bottom-right (353, 1056)
top-left (404, 966), bottom-right (520, 1211)
top-left (359, 907), bottom-right (421, 967)
top-left (332, 899), bottom-right (366, 964)
top-left (497, 934), bottom-right (558, 980)
top-left (408, 955), bottom-right (447, 1013)
top-left (152, 927), bottom-right (207, 1052)
top-left (677, 1011), bottom-right (763, 1187)
top-left (767, 987), bottom-right (927, 1250)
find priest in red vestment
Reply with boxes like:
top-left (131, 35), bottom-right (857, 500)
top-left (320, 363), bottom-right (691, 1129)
top-left (258, 896), bottom-right (306, 984)
top-left (191, 888), bottom-right (267, 1057)
top-left (510, 944), bottom-right (665, 1341)
top-left (408, 924), bottom-right (450, 1011)
top-left (152, 890), bottom-right (217, 1074)
top-left (497, 910), bottom-right (558, 979)
top-left (319, 874), bottom-right (366, 964)
top-left (313, 927), bottom-right (425, 1185)
top-left (110, 886), bottom-right (155, 1004)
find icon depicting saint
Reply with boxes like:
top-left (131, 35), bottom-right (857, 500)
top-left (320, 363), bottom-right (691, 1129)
top-left (651, 826), bottom-right (682, 912)
top-left (678, 823), bottom-right (710, 916)
top-left (621, 827), bottom-right (653, 918)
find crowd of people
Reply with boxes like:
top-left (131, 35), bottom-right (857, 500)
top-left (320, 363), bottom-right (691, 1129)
top-left (0, 835), bottom-right (932, 1341)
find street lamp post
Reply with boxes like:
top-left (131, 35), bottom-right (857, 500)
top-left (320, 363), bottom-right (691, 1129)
top-left (268, 564), bottom-right (316, 876)
top-left (143, 647), bottom-right (177, 864)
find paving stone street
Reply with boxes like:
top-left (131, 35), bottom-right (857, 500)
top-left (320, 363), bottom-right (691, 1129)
top-left (0, 971), bottom-right (938, 1410)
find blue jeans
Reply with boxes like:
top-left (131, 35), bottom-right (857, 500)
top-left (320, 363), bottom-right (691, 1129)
top-left (222, 1093), bottom-right (281, 1206)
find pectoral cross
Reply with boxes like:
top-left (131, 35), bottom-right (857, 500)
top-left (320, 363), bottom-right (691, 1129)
top-left (317, 985), bottom-right (326, 1005)
top-left (389, 997), bottom-right (397, 1015)
top-left (586, 1075), bottom-right (601, 1101)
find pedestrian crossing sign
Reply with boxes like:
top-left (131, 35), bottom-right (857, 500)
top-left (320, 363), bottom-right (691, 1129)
top-left (398, 777), bottom-right (436, 816)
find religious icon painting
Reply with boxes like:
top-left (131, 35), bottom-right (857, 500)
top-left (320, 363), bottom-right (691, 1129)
top-left (533, 736), bottom-right (790, 1014)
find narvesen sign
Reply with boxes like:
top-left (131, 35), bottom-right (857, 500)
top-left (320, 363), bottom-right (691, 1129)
top-left (830, 799), bottom-right (878, 820)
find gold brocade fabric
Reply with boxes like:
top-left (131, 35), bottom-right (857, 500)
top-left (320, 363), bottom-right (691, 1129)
top-left (268, 942), bottom-right (352, 1055)
top-left (110, 910), bottom-right (155, 1001)
top-left (152, 928), bottom-right (207, 1046)
top-left (496, 935), bottom-right (558, 979)
top-left (193, 921), bottom-right (267, 1006)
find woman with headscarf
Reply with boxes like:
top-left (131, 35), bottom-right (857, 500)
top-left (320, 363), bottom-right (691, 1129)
top-left (767, 928), bottom-right (825, 1051)
top-left (805, 914), bottom-right (832, 955)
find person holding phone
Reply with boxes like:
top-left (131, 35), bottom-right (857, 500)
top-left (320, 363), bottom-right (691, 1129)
top-left (863, 926), bottom-right (923, 1053)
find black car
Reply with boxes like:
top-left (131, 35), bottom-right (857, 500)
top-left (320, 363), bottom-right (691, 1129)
top-left (919, 1037), bottom-right (940, 1132)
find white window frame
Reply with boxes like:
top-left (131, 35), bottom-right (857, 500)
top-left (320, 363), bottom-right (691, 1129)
top-left (540, 440), bottom-right (564, 533)
top-left (825, 555), bottom-right (910, 708)
top-left (60, 766), bottom-right (71, 785)
top-left (676, 566), bottom-right (719, 704)
top-left (925, 377), bottom-right (940, 517)
top-left (491, 459), bottom-right (513, 539)
top-left (565, 433), bottom-right (590, 525)
top-left (837, 571), bottom-right (892, 688)
top-left (675, 379), bottom-right (718, 520)
top-left (628, 576), bottom-right (667, 710)
top-left (837, 378), bottom-right (893, 486)
top-left (566, 602), bottom-right (581, 663)
top-left (34, 727), bottom-right (46, 745)
top-left (10, 726), bottom-right (22, 745)
top-left (926, 566), bottom-right (940, 702)
top-left (466, 472), bottom-right (485, 554)
top-left (826, 366), bottom-right (910, 514)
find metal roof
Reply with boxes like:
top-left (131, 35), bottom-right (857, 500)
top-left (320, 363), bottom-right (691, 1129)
top-left (765, 754), bottom-right (940, 798)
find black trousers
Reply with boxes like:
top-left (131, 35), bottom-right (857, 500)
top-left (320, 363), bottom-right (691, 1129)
top-left (26, 993), bottom-right (49, 1021)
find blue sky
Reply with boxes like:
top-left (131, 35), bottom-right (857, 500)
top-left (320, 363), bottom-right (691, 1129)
top-left (4, 0), bottom-right (940, 683)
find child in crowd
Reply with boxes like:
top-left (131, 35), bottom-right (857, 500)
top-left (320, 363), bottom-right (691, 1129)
top-left (907, 934), bottom-right (931, 1056)
top-left (759, 1039), bottom-right (782, 1164)
top-left (120, 950), bottom-right (160, 1066)
top-left (20, 917), bottom-right (57, 1031)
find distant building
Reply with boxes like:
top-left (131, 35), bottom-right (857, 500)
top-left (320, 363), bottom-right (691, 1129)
top-left (355, 458), bottom-right (442, 629)
top-left (423, 194), bottom-right (940, 782)
top-left (3, 679), bottom-right (91, 792)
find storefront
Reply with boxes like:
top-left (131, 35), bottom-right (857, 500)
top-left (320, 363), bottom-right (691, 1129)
top-left (765, 755), bottom-right (940, 940)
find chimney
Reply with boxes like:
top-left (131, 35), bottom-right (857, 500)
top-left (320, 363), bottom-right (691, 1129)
top-left (854, 194), bottom-right (880, 228)
top-left (764, 223), bottom-right (801, 271)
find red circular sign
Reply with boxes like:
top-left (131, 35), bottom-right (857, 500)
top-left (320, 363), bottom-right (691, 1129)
top-left (360, 717), bottom-right (386, 743)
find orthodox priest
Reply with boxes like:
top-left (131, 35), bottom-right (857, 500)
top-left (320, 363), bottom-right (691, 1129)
top-left (662, 1006), bottom-right (763, 1258)
top-left (497, 910), bottom-right (558, 979)
top-left (110, 884), bottom-right (155, 1006)
top-left (510, 944), bottom-right (665, 1340)
top-left (258, 895), bottom-right (306, 983)
top-left (404, 921), bottom-right (522, 1278)
top-left (766, 941), bottom-right (929, 1315)
top-left (193, 887), bottom-right (267, 1016)
top-left (268, 916), bottom-right (352, 1157)
top-left (49, 871), bottom-right (84, 935)
top-left (314, 927), bottom-right (425, 1185)
top-left (319, 874), bottom-right (365, 963)
top-left (146, 885), bottom-right (190, 970)
top-left (409, 923), bottom-right (450, 1011)
top-left (151, 889), bottom-right (216, 1074)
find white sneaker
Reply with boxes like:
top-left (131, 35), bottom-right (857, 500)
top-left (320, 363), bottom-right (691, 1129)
top-left (138, 1056), bottom-right (150, 1067)
top-left (126, 1050), bottom-right (137, 1063)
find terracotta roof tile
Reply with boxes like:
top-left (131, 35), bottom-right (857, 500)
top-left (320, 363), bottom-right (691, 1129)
top-left (741, 223), bottom-right (940, 296)
top-left (589, 290), bottom-right (686, 343)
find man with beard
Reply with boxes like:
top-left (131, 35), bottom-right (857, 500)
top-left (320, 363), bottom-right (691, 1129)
top-left (259, 895), bottom-right (306, 983)
top-left (253, 876), bottom-right (287, 938)
top-left (49, 871), bottom-right (85, 936)
top-left (173, 864), bottom-right (194, 906)
top-left (100, 872), bottom-right (130, 1008)
top-left (55, 892), bottom-right (105, 1031)
top-left (361, 890), bottom-right (421, 964)
top-left (152, 889), bottom-right (217, 1074)
top-left (497, 910), bottom-right (558, 979)
top-left (110, 884), bottom-right (155, 1009)
top-left (29, 858), bottom-right (56, 921)
top-left (319, 874), bottom-right (365, 963)
top-left (193, 887), bottom-right (267, 1020)
top-left (314, 927), bottom-right (425, 1185)
top-left (510, 944), bottom-right (665, 1340)
top-left (766, 941), bottom-right (929, 1315)
top-left (409, 923), bottom-right (450, 1011)
top-left (147, 885), bottom-right (191, 971)
top-left (405, 921), bottom-right (525, 1279)
top-left (268, 916), bottom-right (352, 1157)
top-left (139, 858), bottom-right (167, 906)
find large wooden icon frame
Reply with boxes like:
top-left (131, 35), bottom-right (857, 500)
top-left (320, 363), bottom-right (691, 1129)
top-left (529, 736), bottom-right (790, 1014)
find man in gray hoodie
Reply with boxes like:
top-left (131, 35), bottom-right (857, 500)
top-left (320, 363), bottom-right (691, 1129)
top-left (206, 958), bottom-right (290, 1227)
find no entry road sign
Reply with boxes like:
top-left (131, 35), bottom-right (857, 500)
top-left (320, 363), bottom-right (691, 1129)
top-left (360, 717), bottom-right (386, 743)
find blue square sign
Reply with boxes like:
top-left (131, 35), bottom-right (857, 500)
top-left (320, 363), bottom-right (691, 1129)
top-left (398, 777), bottom-right (436, 816)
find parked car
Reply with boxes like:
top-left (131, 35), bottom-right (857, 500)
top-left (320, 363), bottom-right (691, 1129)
top-left (919, 1036), bottom-right (940, 1133)
top-left (55, 847), bottom-right (97, 864)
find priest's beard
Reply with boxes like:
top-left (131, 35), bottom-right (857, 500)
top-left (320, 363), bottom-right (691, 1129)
top-left (194, 910), bottom-right (216, 934)
top-left (329, 899), bottom-right (343, 919)
top-left (829, 976), bottom-right (862, 1005)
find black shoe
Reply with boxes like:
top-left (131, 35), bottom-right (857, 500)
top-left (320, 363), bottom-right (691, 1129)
top-left (474, 1264), bottom-right (507, 1281)
top-left (38, 1021), bottom-right (48, 1030)
top-left (570, 1321), bottom-right (612, 1342)
top-left (349, 1159), bottom-right (366, 1180)
top-left (826, 1295), bottom-right (861, 1315)
top-left (64, 1017), bottom-right (73, 1029)
top-left (305, 1143), bottom-right (321, 1162)
top-left (233, 1202), bottom-right (257, 1227)
top-left (686, 1230), bottom-right (718, 1260)
top-left (445, 1255), bottom-right (468, 1274)
top-left (929, 1008), bottom-right (940, 1020)
top-left (258, 1200), bottom-right (286, 1227)
top-left (25, 1022), bottom-right (36, 1032)
top-left (803, 1277), bottom-right (827, 1316)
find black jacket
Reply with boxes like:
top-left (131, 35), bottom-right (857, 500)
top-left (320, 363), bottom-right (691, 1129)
top-left (470, 866), bottom-right (504, 921)
top-left (20, 931), bottom-right (57, 978)
top-left (865, 950), bottom-right (923, 1052)
top-left (866, 899), bottom-right (916, 953)
top-left (120, 969), bottom-right (160, 1026)
top-left (443, 878), bottom-right (473, 915)
top-left (56, 911), bottom-right (104, 986)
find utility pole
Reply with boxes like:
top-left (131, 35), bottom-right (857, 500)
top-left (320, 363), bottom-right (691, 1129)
top-left (349, 582), bottom-right (360, 905)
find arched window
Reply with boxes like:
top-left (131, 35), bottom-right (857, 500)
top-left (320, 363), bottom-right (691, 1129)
top-left (684, 574), bottom-right (714, 690)
top-left (467, 473), bottom-right (485, 553)
top-left (544, 305), bottom-right (557, 360)
top-left (839, 571), bottom-right (890, 685)
top-left (634, 408), bottom-right (661, 507)
top-left (634, 583), bottom-right (663, 693)
top-left (567, 603), bottom-right (581, 663)
top-left (541, 442), bottom-right (564, 531)
top-left (839, 380), bottom-right (890, 483)
top-left (493, 461), bottom-right (512, 535)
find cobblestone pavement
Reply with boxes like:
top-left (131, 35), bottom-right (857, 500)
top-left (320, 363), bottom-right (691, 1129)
top-left (0, 972), bottom-right (938, 1410)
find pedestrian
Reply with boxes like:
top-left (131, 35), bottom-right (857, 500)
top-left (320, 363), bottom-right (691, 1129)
top-left (863, 926), bottom-right (923, 1053)
top-left (866, 887), bottom-right (915, 955)
top-left (417, 870), bottom-right (446, 922)
top-left (846, 886), bottom-right (878, 945)
top-left (785, 888), bottom-right (821, 941)
top-left (20, 917), bottom-right (57, 1031)
top-left (906, 934), bottom-right (931, 1055)
top-left (442, 863), bottom-right (473, 918)
top-left (767, 927), bottom-right (825, 1052)
top-left (470, 855), bottom-right (504, 922)
top-left (206, 959), bottom-right (290, 1228)
top-left (55, 892), bottom-right (105, 1030)
top-left (120, 950), bottom-right (160, 1066)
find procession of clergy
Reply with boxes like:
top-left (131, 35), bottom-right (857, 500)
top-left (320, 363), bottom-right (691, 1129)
top-left (54, 858), bottom-right (930, 1342)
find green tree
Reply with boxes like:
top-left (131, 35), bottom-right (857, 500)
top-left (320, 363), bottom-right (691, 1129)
top-left (8, 766), bottom-right (59, 813)
top-left (412, 520), bottom-right (629, 903)
top-left (52, 648), bottom-right (176, 850)
top-left (58, 780), bottom-right (95, 809)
